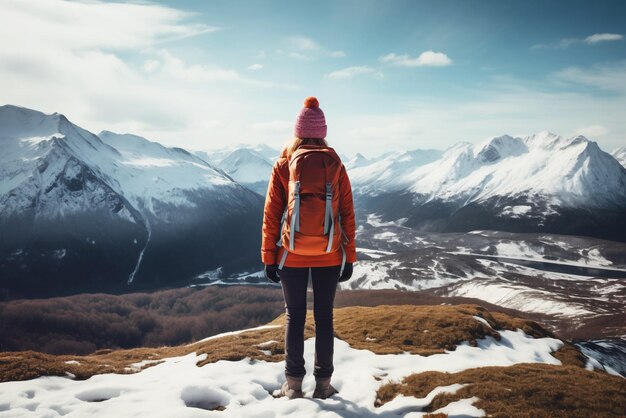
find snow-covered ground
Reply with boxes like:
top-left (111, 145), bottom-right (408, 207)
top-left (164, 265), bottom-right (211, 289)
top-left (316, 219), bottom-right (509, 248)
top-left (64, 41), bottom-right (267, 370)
top-left (0, 325), bottom-right (564, 418)
top-left (443, 279), bottom-right (596, 317)
top-left (347, 227), bottom-right (626, 321)
top-left (449, 240), bottom-right (624, 271)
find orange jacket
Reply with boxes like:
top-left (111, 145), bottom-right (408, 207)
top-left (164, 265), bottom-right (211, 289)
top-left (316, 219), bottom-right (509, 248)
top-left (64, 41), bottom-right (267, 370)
top-left (261, 148), bottom-right (357, 267)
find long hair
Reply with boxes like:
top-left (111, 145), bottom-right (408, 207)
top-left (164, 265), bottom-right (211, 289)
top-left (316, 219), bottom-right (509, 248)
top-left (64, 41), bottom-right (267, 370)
top-left (283, 137), bottom-right (328, 159)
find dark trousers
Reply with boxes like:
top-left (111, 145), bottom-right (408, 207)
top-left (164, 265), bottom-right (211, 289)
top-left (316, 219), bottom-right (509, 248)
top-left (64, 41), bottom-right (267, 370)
top-left (279, 265), bottom-right (340, 378)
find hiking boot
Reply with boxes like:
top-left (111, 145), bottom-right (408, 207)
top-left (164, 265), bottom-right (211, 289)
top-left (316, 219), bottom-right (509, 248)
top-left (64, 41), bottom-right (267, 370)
top-left (280, 375), bottom-right (304, 399)
top-left (312, 377), bottom-right (338, 399)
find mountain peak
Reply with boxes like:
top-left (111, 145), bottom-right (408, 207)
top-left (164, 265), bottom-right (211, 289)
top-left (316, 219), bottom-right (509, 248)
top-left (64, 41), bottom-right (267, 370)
top-left (99, 130), bottom-right (162, 149)
top-left (475, 134), bottom-right (527, 163)
top-left (0, 104), bottom-right (62, 139)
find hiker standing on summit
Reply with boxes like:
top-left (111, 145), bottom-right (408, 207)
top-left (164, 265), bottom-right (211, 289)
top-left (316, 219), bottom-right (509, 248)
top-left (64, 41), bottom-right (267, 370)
top-left (261, 97), bottom-right (357, 399)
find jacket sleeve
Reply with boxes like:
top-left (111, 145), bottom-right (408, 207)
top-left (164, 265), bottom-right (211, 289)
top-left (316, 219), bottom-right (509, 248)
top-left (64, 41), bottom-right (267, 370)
top-left (261, 160), bottom-right (287, 265)
top-left (338, 164), bottom-right (357, 263)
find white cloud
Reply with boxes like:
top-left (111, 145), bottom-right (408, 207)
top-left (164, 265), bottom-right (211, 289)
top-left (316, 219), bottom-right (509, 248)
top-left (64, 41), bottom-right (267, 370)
top-left (275, 49), bottom-right (313, 60)
top-left (142, 59), bottom-right (161, 73)
top-left (380, 51), bottom-right (452, 67)
top-left (533, 33), bottom-right (623, 49)
top-left (279, 36), bottom-right (346, 60)
top-left (286, 36), bottom-right (320, 51)
top-left (551, 62), bottom-right (626, 93)
top-left (584, 33), bottom-right (624, 44)
top-left (288, 51), bottom-right (314, 60)
top-left (0, 0), bottom-right (298, 153)
top-left (325, 66), bottom-right (383, 79)
top-left (149, 50), bottom-right (248, 84)
top-left (0, 0), bottom-right (217, 53)
top-left (248, 63), bottom-right (263, 70)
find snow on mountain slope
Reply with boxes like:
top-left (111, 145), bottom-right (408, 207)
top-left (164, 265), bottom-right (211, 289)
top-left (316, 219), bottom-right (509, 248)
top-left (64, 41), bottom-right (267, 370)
top-left (345, 152), bottom-right (370, 170)
top-left (350, 132), bottom-right (626, 242)
top-left (352, 132), bottom-right (626, 208)
top-left (0, 105), bottom-right (138, 220)
top-left (196, 143), bottom-right (280, 165)
top-left (246, 143), bottom-right (281, 162)
top-left (194, 144), bottom-right (279, 195)
top-left (0, 106), bottom-right (251, 220)
top-left (216, 148), bottom-right (273, 184)
top-left (350, 149), bottom-right (443, 195)
top-left (98, 131), bottom-right (235, 212)
top-left (613, 146), bottom-right (626, 168)
top-left (0, 105), bottom-right (264, 296)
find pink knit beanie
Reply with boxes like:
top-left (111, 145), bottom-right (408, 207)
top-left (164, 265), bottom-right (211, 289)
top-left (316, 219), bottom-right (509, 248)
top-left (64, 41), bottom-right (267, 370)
top-left (294, 96), bottom-right (327, 139)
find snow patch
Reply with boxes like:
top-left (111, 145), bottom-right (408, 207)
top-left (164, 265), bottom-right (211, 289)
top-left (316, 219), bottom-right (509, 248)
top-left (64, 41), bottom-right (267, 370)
top-left (0, 328), bottom-right (563, 417)
top-left (501, 205), bottom-right (532, 217)
top-left (432, 396), bottom-right (485, 417)
top-left (357, 247), bottom-right (396, 259)
top-left (194, 325), bottom-right (281, 344)
top-left (447, 280), bottom-right (595, 317)
top-left (373, 231), bottom-right (401, 243)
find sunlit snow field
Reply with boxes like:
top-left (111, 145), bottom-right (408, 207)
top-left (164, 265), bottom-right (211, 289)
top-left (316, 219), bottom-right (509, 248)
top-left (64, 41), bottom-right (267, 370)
top-left (0, 319), bottom-right (566, 418)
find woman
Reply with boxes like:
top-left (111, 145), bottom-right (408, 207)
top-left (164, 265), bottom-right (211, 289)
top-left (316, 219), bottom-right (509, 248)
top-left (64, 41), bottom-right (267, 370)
top-left (261, 96), bottom-right (357, 399)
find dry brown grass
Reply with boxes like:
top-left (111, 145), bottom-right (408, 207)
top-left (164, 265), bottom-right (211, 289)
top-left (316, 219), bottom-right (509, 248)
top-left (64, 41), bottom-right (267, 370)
top-left (333, 304), bottom-right (583, 366)
top-left (376, 363), bottom-right (626, 417)
top-left (0, 304), bottom-right (588, 384)
top-left (0, 326), bottom-right (287, 382)
top-left (3, 286), bottom-right (619, 356)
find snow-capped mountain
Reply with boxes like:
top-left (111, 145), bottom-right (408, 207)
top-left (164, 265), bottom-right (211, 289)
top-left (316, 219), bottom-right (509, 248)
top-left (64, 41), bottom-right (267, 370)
top-left (195, 144), bottom-right (279, 195)
top-left (196, 143), bottom-right (279, 166)
top-left (613, 146), bottom-right (626, 168)
top-left (349, 149), bottom-right (443, 194)
top-left (216, 148), bottom-right (275, 195)
top-left (350, 132), bottom-right (626, 242)
top-left (97, 130), bottom-right (235, 212)
top-left (344, 153), bottom-right (370, 170)
top-left (0, 105), bottom-right (263, 297)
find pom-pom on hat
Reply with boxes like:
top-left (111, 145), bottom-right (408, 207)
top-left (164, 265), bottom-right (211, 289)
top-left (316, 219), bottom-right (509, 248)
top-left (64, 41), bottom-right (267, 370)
top-left (294, 96), bottom-right (327, 139)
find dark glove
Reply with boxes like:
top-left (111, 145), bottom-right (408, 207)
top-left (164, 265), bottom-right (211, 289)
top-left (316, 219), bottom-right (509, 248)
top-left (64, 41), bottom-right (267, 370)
top-left (265, 264), bottom-right (280, 283)
top-left (338, 263), bottom-right (353, 282)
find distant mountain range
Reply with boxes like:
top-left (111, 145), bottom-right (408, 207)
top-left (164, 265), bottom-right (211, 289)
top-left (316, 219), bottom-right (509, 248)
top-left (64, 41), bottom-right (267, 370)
top-left (1, 104), bottom-right (625, 297)
top-left (0, 105), bottom-right (263, 297)
top-left (350, 132), bottom-right (626, 242)
top-left (196, 145), bottom-right (277, 195)
top-left (209, 131), bottom-right (626, 242)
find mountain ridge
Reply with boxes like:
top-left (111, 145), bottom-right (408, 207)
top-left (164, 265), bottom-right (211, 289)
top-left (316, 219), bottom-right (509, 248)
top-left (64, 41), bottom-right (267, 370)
top-left (0, 105), bottom-right (263, 297)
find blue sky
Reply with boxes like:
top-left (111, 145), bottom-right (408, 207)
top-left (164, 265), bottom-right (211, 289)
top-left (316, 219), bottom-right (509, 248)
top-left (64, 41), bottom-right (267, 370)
top-left (1, 0), bottom-right (625, 156)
